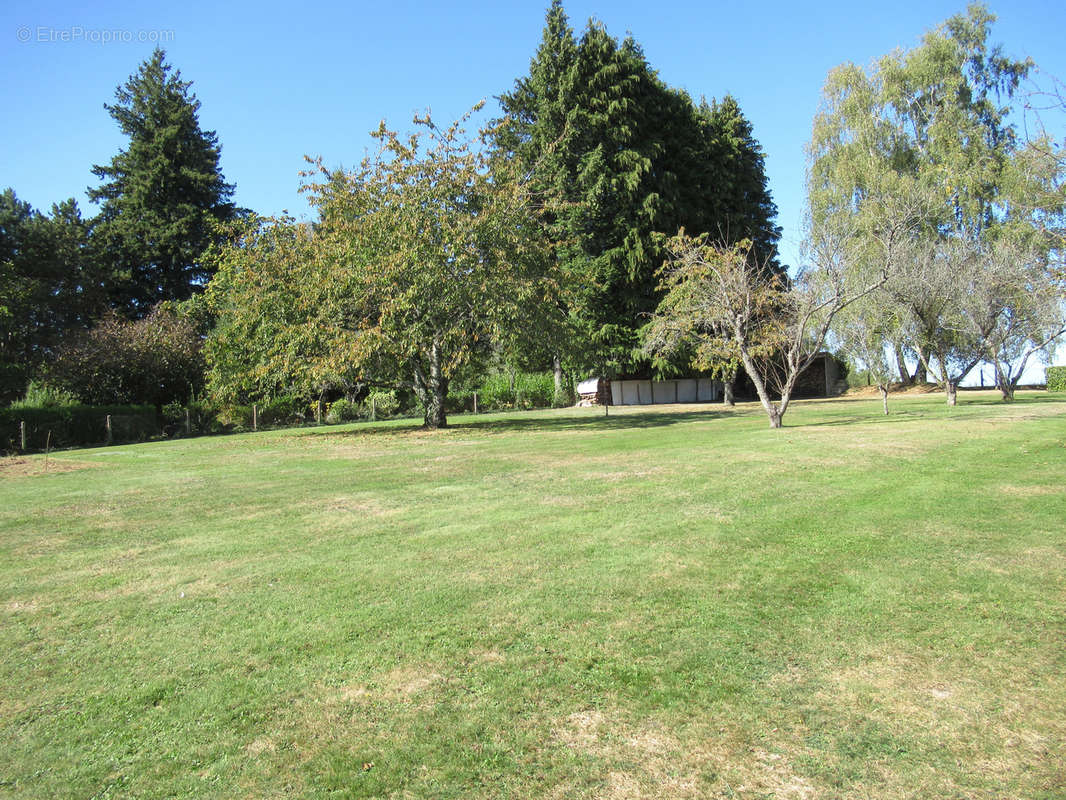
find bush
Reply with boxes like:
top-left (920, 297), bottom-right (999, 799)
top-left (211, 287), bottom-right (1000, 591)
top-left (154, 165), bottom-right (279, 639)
top-left (1, 404), bottom-right (157, 451)
top-left (514, 371), bottom-right (555, 409)
top-left (846, 369), bottom-right (872, 389)
top-left (326, 398), bottom-right (361, 424)
top-left (9, 381), bottom-right (78, 410)
top-left (446, 389), bottom-right (475, 413)
top-left (214, 396), bottom-right (309, 430)
top-left (258, 396), bottom-right (308, 426)
top-left (449, 371), bottom-right (557, 412)
top-left (475, 373), bottom-right (515, 410)
top-left (46, 308), bottom-right (204, 407)
top-left (1047, 366), bottom-right (1066, 392)
top-left (362, 390), bottom-right (399, 420)
top-left (161, 399), bottom-right (230, 437)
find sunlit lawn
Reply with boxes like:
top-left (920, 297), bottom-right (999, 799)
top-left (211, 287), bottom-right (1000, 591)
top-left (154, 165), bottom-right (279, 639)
top-left (2, 392), bottom-right (1064, 798)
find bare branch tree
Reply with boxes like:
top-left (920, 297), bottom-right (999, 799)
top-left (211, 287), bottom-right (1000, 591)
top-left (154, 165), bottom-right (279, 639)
top-left (647, 217), bottom-right (894, 428)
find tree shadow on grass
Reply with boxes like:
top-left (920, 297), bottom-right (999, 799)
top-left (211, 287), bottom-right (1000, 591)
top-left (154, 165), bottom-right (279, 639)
top-left (306, 393), bottom-right (1063, 442)
top-left (312, 406), bottom-right (736, 441)
top-left (795, 393), bottom-right (1062, 428)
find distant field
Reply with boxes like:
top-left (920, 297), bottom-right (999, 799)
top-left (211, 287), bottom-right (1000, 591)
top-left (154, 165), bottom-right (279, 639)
top-left (2, 393), bottom-right (1064, 799)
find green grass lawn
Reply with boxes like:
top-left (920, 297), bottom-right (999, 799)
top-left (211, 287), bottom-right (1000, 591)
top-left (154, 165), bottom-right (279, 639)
top-left (2, 393), bottom-right (1064, 799)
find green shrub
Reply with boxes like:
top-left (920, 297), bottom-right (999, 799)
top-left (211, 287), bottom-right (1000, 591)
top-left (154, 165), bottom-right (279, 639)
top-left (161, 400), bottom-right (229, 436)
top-left (1047, 366), bottom-right (1066, 392)
top-left (258, 396), bottom-right (308, 426)
top-left (449, 371), bottom-right (558, 412)
top-left (362, 390), bottom-right (399, 420)
top-left (846, 369), bottom-right (872, 389)
top-left (9, 381), bottom-right (78, 410)
top-left (215, 397), bottom-right (309, 430)
top-left (326, 398), bottom-right (361, 424)
top-left (513, 371), bottom-right (555, 409)
top-left (446, 389), bottom-right (475, 413)
top-left (476, 373), bottom-right (516, 410)
top-left (1, 404), bottom-right (158, 451)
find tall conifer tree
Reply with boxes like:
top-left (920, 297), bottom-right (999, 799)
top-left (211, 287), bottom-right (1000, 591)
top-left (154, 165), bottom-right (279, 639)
top-left (698, 96), bottom-right (782, 273)
top-left (496, 2), bottom-right (781, 376)
top-left (90, 48), bottom-right (236, 317)
top-left (0, 190), bottom-right (104, 400)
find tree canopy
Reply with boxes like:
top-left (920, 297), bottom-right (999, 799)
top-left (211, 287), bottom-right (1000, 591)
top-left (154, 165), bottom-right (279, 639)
top-left (0, 190), bottom-right (105, 402)
top-left (90, 48), bottom-right (237, 317)
top-left (809, 3), bottom-right (1066, 403)
top-left (207, 108), bottom-right (556, 428)
top-left (494, 1), bottom-right (781, 378)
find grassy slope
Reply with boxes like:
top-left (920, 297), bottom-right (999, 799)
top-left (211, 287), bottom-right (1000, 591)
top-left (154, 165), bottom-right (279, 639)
top-left (1, 393), bottom-right (1064, 799)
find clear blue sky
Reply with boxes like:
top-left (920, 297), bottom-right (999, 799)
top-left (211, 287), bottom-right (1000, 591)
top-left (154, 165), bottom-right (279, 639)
top-left (3, 0), bottom-right (1065, 378)
top-left (4, 0), bottom-right (1064, 267)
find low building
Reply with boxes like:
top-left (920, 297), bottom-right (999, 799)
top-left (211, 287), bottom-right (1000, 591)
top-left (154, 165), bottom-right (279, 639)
top-left (610, 378), bottom-right (721, 405)
top-left (576, 353), bottom-right (843, 407)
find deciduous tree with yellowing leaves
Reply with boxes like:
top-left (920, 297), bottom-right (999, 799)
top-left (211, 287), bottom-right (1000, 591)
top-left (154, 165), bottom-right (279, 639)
top-left (205, 106), bottom-right (556, 428)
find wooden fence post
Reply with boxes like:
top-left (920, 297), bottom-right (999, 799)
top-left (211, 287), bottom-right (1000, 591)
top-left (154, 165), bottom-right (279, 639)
top-left (106, 415), bottom-right (113, 445)
top-left (371, 396), bottom-right (376, 422)
top-left (253, 404), bottom-right (258, 431)
top-left (184, 408), bottom-right (191, 436)
top-left (20, 420), bottom-right (26, 451)
top-left (473, 392), bottom-right (478, 415)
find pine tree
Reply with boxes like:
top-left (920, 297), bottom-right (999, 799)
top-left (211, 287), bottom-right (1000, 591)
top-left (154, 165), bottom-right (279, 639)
top-left (698, 96), bottom-right (783, 273)
top-left (496, 3), bottom-right (782, 377)
top-left (497, 11), bottom-right (678, 374)
top-left (0, 189), bottom-right (105, 400)
top-left (90, 48), bottom-right (236, 317)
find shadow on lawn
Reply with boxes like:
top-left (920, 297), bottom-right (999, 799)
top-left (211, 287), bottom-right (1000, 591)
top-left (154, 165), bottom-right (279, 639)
top-left (316, 406), bottom-right (736, 441)
top-left (309, 392), bottom-right (1060, 441)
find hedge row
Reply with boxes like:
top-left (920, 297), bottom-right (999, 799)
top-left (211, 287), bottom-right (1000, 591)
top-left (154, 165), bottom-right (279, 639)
top-left (1047, 366), bottom-right (1066, 392)
top-left (447, 371), bottom-right (561, 413)
top-left (1, 405), bottom-right (158, 451)
top-left (3, 374), bottom-right (566, 453)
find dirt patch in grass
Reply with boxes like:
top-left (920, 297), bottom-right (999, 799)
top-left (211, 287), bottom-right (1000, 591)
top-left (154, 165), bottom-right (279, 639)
top-left (0, 457), bottom-right (96, 478)
top-left (387, 667), bottom-right (445, 698)
top-left (996, 483), bottom-right (1059, 497)
top-left (586, 466), bottom-right (668, 483)
top-left (966, 545), bottom-right (1066, 579)
top-left (328, 666), bottom-right (449, 709)
top-left (246, 736), bottom-right (277, 757)
top-left (550, 710), bottom-right (733, 799)
top-left (323, 496), bottom-right (397, 517)
top-left (4, 598), bottom-right (40, 613)
top-left (550, 708), bottom-right (828, 799)
top-left (842, 384), bottom-right (943, 398)
top-left (470, 648), bottom-right (506, 665)
top-left (799, 648), bottom-right (1064, 796)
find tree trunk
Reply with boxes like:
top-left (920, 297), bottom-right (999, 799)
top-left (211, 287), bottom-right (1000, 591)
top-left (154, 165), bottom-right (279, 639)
top-left (945, 380), bottom-right (958, 406)
top-left (739, 349), bottom-right (785, 428)
top-left (913, 346), bottom-right (928, 385)
top-left (995, 362), bottom-right (1015, 402)
top-left (879, 384), bottom-right (889, 415)
top-left (552, 355), bottom-right (566, 406)
top-left (414, 341), bottom-right (449, 429)
top-left (423, 384), bottom-right (448, 428)
top-left (723, 379), bottom-right (735, 406)
top-left (893, 342), bottom-right (911, 385)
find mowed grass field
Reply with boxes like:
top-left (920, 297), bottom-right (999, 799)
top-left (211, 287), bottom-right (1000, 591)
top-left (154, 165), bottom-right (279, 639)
top-left (1, 393), bottom-right (1064, 799)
